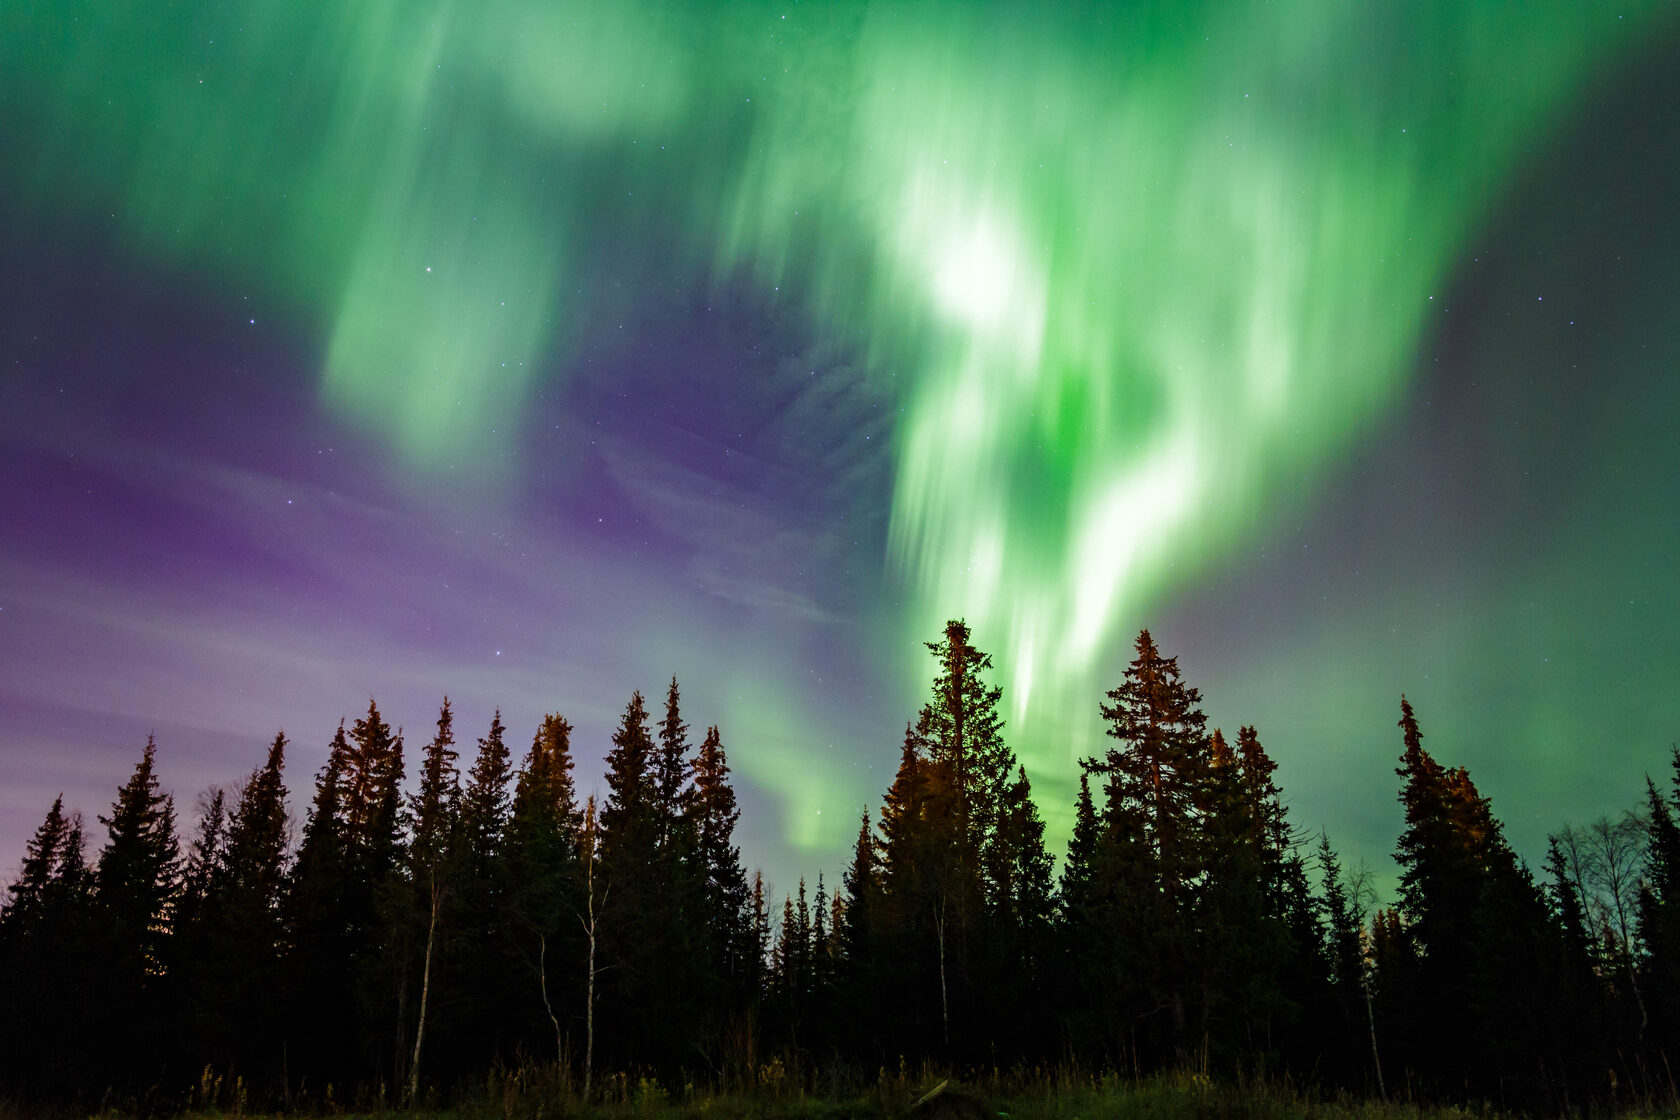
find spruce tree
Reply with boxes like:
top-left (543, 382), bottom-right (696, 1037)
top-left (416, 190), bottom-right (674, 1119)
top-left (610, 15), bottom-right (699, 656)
top-left (1058, 772), bottom-right (1100, 918)
top-left (1638, 765), bottom-right (1680, 1055)
top-left (504, 713), bottom-right (583, 1063)
top-left (838, 808), bottom-right (884, 1051)
top-left (225, 733), bottom-right (291, 922)
top-left (453, 711), bottom-right (514, 1064)
top-left (459, 710), bottom-right (513, 877)
top-left (346, 700), bottom-right (406, 1085)
top-left (1091, 630), bottom-right (1210, 1058)
top-left (1389, 696), bottom-right (1551, 1099)
top-left (874, 619), bottom-right (1045, 1058)
top-left (410, 700), bottom-right (460, 872)
top-left (3, 796), bottom-right (74, 934)
top-left (176, 788), bottom-right (228, 931)
top-left (96, 735), bottom-right (182, 973)
top-left (0, 796), bottom-right (93, 1093)
top-left (691, 725), bottom-right (751, 995)
top-left (875, 721), bottom-right (941, 1050)
top-left (809, 873), bottom-right (836, 1049)
top-left (598, 689), bottom-right (699, 1070)
top-left (913, 620), bottom-right (995, 1026)
top-left (651, 679), bottom-right (707, 1048)
top-left (1318, 833), bottom-right (1376, 1087)
top-left (188, 733), bottom-right (291, 1081)
top-left (655, 677), bottom-right (692, 854)
top-left (1192, 726), bottom-right (1276, 1062)
top-left (93, 735), bottom-right (182, 1086)
top-left (345, 699), bottom-right (405, 886)
top-left (749, 870), bottom-right (772, 1000)
top-left (170, 784), bottom-right (229, 1069)
top-left (984, 762), bottom-right (1056, 1056)
top-left (1544, 837), bottom-right (1607, 1098)
top-left (284, 722), bottom-right (357, 1084)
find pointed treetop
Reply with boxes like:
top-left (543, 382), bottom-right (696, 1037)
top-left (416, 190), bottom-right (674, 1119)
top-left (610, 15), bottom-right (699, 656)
top-left (5, 795), bottom-right (71, 922)
top-left (96, 735), bottom-right (182, 955)
top-left (1208, 728), bottom-right (1233, 770)
top-left (460, 709), bottom-right (514, 865)
top-left (656, 676), bottom-right (692, 818)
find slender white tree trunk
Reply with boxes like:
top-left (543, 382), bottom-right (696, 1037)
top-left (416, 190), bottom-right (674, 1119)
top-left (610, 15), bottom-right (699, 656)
top-left (538, 932), bottom-right (563, 1063)
top-left (407, 871), bottom-right (443, 1104)
top-left (935, 895), bottom-right (949, 1050)
top-left (584, 891), bottom-right (597, 1097)
top-left (1364, 971), bottom-right (1385, 1099)
top-left (578, 795), bottom-right (603, 1100)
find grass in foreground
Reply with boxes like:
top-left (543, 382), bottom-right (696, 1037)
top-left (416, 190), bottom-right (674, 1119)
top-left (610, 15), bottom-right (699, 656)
top-left (40, 1064), bottom-right (1649, 1120)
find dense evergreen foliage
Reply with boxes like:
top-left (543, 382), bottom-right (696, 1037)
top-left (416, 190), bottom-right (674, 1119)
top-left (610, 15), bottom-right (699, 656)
top-left (0, 623), bottom-right (1673, 1113)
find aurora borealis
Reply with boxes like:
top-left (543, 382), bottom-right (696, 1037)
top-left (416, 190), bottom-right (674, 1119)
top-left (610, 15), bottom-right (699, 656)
top-left (2, 2), bottom-right (1678, 895)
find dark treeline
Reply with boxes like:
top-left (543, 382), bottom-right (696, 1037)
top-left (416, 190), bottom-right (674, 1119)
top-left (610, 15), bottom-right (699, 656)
top-left (1, 622), bottom-right (1675, 1112)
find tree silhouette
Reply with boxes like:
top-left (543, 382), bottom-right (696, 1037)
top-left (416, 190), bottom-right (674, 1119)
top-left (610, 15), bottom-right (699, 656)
top-left (93, 735), bottom-right (182, 1085)
top-left (0, 795), bottom-right (93, 1094)
top-left (1090, 630), bottom-right (1210, 1060)
top-left (505, 713), bottom-right (583, 1065)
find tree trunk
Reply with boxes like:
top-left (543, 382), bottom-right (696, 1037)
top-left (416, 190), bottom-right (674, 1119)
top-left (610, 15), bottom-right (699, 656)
top-left (579, 796), bottom-right (603, 1101)
top-left (935, 894), bottom-right (950, 1050)
top-left (584, 905), bottom-right (597, 1097)
top-left (406, 871), bottom-right (442, 1104)
top-left (1365, 980), bottom-right (1385, 1099)
top-left (538, 932), bottom-right (564, 1064)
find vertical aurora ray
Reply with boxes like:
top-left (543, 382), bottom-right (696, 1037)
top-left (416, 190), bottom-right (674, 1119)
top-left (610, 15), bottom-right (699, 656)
top-left (1, 1), bottom-right (1669, 844)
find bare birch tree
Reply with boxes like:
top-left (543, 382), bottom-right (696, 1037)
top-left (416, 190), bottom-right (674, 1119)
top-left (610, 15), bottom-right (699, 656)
top-left (577, 794), bottom-right (607, 1098)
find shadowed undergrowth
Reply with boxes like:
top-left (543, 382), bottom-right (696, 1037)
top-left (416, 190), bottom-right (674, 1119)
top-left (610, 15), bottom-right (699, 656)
top-left (35, 1064), bottom-right (1666, 1120)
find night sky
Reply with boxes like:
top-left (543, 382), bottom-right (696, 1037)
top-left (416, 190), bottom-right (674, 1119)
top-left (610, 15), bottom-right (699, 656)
top-left (3, 2), bottom-right (1678, 901)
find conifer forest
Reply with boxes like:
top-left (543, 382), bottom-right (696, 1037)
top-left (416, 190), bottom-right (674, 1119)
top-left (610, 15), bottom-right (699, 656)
top-left (3, 622), bottom-right (1675, 1115)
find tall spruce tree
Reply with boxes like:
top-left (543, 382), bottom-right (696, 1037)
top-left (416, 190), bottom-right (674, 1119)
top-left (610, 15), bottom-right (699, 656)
top-left (1054, 768), bottom-right (1104, 1059)
top-left (749, 870), bottom-right (772, 1002)
top-left (652, 679), bottom-right (707, 1053)
top-left (1319, 833), bottom-right (1380, 1092)
top-left (594, 684), bottom-right (705, 1073)
top-left (1638, 755), bottom-right (1680, 1057)
top-left (691, 725), bottom-right (751, 998)
top-left (875, 721), bottom-right (942, 1050)
top-left (838, 808), bottom-right (884, 1052)
top-left (3, 796), bottom-right (76, 935)
top-left (453, 711), bottom-right (514, 1065)
top-left (93, 735), bottom-right (182, 1086)
top-left (459, 711), bottom-right (513, 877)
top-left (1389, 696), bottom-right (1554, 1101)
top-left (224, 733), bottom-right (291, 927)
top-left (504, 713), bottom-right (583, 1063)
top-left (656, 677), bottom-right (692, 854)
top-left (97, 736), bottom-right (181, 974)
top-left (1194, 727), bottom-right (1279, 1062)
top-left (873, 619), bottom-right (1050, 1058)
top-left (285, 723), bottom-right (356, 1083)
top-left (176, 788), bottom-right (228, 932)
top-left (186, 733), bottom-right (292, 1081)
top-left (912, 620), bottom-right (993, 1036)
top-left (1091, 630), bottom-right (1210, 1059)
top-left (346, 700), bottom-right (406, 1086)
top-left (345, 699), bottom-right (405, 888)
top-left (0, 796), bottom-right (93, 1093)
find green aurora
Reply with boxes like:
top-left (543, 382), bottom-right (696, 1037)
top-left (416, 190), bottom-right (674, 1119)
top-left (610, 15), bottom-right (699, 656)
top-left (2, 2), bottom-right (1674, 852)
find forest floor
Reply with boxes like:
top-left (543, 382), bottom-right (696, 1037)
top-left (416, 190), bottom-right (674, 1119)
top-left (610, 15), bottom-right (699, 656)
top-left (41, 1071), bottom-right (1602, 1120)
